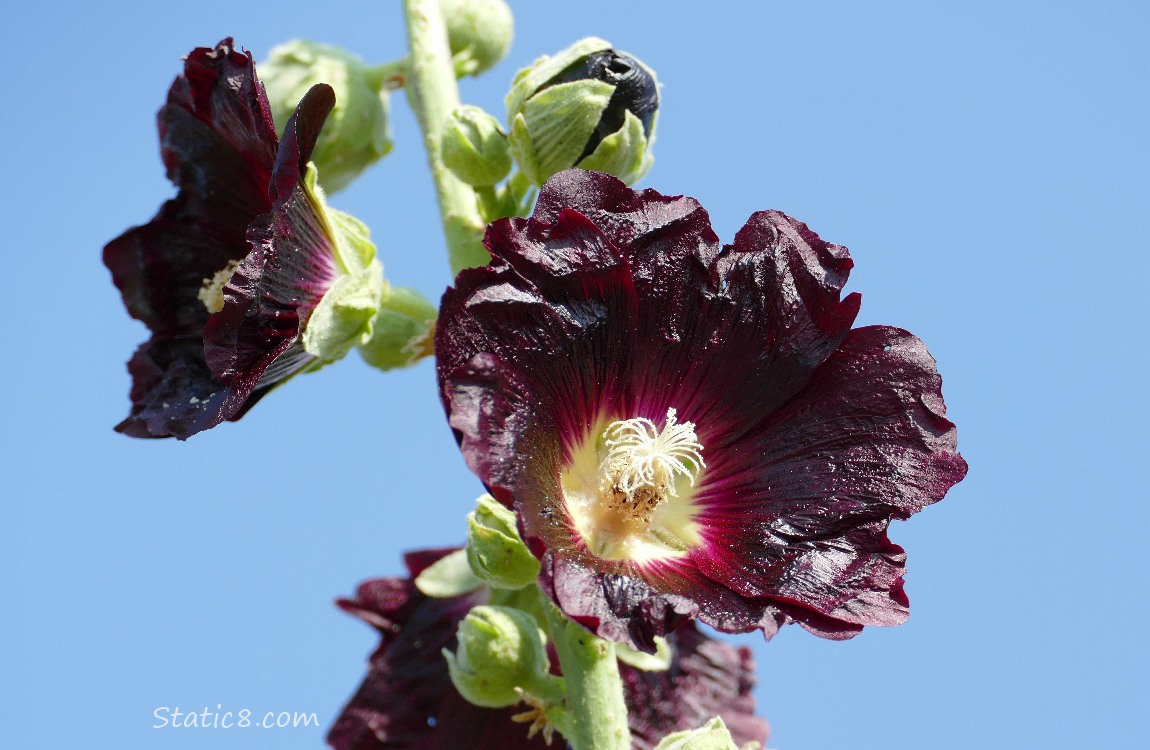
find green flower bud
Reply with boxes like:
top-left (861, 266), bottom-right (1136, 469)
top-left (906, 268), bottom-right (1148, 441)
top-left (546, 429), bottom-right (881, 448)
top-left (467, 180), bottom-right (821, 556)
top-left (441, 0), bottom-right (515, 77)
top-left (506, 37), bottom-right (658, 186)
top-left (466, 494), bottom-right (541, 589)
top-left (654, 717), bottom-right (742, 750)
top-left (442, 106), bottom-right (513, 187)
top-left (357, 285), bottom-right (437, 371)
top-left (261, 40), bottom-right (392, 193)
top-left (444, 605), bottom-right (564, 708)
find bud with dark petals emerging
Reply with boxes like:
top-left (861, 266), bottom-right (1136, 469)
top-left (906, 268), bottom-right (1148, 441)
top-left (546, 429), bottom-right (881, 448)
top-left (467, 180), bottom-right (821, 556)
top-left (507, 37), bottom-right (658, 186)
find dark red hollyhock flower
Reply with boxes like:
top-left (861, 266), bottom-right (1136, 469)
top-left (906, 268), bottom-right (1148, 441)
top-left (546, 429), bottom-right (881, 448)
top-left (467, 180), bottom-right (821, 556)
top-left (328, 549), bottom-right (768, 750)
top-left (104, 40), bottom-right (342, 439)
top-left (436, 169), bottom-right (968, 652)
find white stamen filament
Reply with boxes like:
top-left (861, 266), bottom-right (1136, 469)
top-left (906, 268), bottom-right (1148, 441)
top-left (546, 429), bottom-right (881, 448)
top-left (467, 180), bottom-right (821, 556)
top-left (600, 408), bottom-right (705, 502)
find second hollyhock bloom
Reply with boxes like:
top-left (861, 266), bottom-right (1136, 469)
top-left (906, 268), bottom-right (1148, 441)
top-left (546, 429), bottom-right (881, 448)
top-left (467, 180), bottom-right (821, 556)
top-left (436, 170), bottom-right (968, 652)
top-left (104, 40), bottom-right (384, 439)
top-left (327, 549), bottom-right (768, 750)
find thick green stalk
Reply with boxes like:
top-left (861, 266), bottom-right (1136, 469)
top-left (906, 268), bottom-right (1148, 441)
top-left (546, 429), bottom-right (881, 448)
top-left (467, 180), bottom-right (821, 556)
top-left (544, 600), bottom-right (632, 750)
top-left (402, 0), bottom-right (490, 274)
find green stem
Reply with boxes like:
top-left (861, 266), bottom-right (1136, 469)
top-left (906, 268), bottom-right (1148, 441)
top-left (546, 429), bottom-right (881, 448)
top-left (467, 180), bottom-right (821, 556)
top-left (543, 599), bottom-right (632, 750)
top-left (402, 0), bottom-right (490, 275)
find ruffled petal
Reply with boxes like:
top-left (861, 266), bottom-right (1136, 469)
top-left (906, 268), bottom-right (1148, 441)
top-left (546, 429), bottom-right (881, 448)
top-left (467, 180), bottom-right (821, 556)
top-left (104, 39), bottom-right (275, 339)
top-left (688, 326), bottom-right (967, 630)
top-left (623, 623), bottom-right (769, 750)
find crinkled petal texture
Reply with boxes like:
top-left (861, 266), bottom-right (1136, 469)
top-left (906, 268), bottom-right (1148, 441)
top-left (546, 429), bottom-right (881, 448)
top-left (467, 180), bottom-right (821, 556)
top-left (436, 169), bottom-right (967, 651)
top-left (328, 550), bottom-right (767, 750)
top-left (103, 39), bottom-right (339, 439)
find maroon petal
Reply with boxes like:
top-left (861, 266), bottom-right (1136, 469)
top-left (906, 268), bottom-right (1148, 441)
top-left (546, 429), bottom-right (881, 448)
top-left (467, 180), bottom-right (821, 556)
top-left (202, 85), bottom-right (338, 398)
top-left (623, 623), bottom-right (769, 750)
top-left (689, 326), bottom-right (967, 632)
top-left (104, 39), bottom-right (275, 339)
top-left (106, 60), bottom-right (340, 438)
top-left (105, 40), bottom-right (285, 438)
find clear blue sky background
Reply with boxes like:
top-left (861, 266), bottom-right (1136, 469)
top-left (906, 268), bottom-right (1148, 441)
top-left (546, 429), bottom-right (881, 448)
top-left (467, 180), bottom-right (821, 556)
top-left (2, 2), bottom-right (1147, 748)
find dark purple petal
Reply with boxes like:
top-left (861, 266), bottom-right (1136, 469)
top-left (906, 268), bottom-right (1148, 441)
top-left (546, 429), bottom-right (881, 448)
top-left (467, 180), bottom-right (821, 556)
top-left (202, 85), bottom-right (337, 396)
top-left (105, 40), bottom-right (283, 438)
top-left (115, 339), bottom-right (242, 439)
top-left (104, 39), bottom-right (275, 340)
top-left (623, 623), bottom-right (769, 750)
top-left (538, 552), bottom-right (698, 654)
top-left (688, 326), bottom-right (967, 632)
top-left (165, 38), bottom-right (278, 204)
top-left (436, 169), bottom-right (966, 649)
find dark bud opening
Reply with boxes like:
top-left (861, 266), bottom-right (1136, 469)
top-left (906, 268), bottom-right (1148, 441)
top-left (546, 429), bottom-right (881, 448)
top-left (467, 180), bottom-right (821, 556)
top-left (546, 50), bottom-right (659, 162)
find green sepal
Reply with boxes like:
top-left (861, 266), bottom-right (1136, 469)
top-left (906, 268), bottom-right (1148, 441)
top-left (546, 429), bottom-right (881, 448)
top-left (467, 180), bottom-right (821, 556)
top-left (300, 166), bottom-right (384, 362)
top-left (577, 109), bottom-right (653, 185)
top-left (302, 260), bottom-right (384, 361)
top-left (444, 605), bottom-right (566, 709)
top-left (505, 37), bottom-right (612, 120)
top-left (415, 548), bottom-right (484, 598)
top-left (616, 635), bottom-right (673, 672)
top-left (466, 494), bottom-right (541, 590)
top-left (357, 285), bottom-right (437, 371)
top-left (511, 79), bottom-right (613, 185)
top-left (653, 718), bottom-right (742, 750)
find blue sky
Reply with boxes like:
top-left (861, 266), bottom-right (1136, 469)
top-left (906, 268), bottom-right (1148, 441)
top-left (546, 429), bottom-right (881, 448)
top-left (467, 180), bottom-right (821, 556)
top-left (2, 1), bottom-right (1147, 748)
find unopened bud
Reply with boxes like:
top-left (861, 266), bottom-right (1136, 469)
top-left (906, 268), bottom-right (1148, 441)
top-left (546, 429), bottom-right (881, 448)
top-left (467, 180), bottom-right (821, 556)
top-left (506, 37), bottom-right (658, 186)
top-left (653, 717), bottom-right (743, 750)
top-left (466, 494), bottom-right (540, 589)
top-left (442, 106), bottom-right (512, 186)
top-left (445, 605), bottom-right (563, 708)
top-left (357, 285), bottom-right (437, 371)
top-left (441, 0), bottom-right (514, 77)
top-left (261, 40), bottom-right (392, 192)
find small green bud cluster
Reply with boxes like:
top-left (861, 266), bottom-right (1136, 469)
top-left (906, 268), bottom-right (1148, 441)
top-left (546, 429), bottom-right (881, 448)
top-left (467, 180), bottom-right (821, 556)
top-left (442, 106), bottom-right (513, 187)
top-left (439, 36), bottom-right (660, 237)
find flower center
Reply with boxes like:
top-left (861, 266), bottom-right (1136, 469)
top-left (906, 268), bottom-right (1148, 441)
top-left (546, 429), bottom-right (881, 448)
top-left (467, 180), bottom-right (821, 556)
top-left (560, 408), bottom-right (706, 562)
top-left (598, 408), bottom-right (705, 523)
top-left (197, 259), bottom-right (241, 314)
